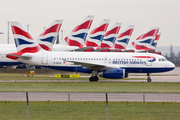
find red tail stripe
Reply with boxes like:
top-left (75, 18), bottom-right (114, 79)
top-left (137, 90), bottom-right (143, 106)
top-left (114, 44), bottom-right (126, 49)
top-left (65, 37), bottom-right (82, 47)
top-left (104, 27), bottom-right (120, 37)
top-left (72, 20), bottom-right (93, 32)
top-left (39, 24), bottom-right (61, 36)
top-left (90, 24), bottom-right (109, 34)
top-left (85, 40), bottom-right (99, 47)
top-left (117, 29), bottom-right (133, 38)
top-left (39, 44), bottom-right (51, 51)
top-left (11, 26), bottom-right (33, 40)
top-left (100, 43), bottom-right (111, 48)
top-left (18, 46), bottom-right (40, 53)
top-left (137, 29), bottom-right (159, 40)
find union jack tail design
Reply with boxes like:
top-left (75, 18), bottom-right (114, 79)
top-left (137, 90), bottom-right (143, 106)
top-left (65, 15), bottom-right (94, 47)
top-left (114, 25), bottom-right (134, 50)
top-left (84, 19), bottom-right (110, 47)
top-left (132, 27), bottom-right (159, 50)
top-left (37, 20), bottom-right (63, 51)
top-left (10, 21), bottom-right (41, 53)
top-left (151, 32), bottom-right (161, 49)
top-left (99, 22), bottom-right (121, 48)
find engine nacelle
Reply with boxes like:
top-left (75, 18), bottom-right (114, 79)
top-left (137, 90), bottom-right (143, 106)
top-left (98, 68), bottom-right (125, 79)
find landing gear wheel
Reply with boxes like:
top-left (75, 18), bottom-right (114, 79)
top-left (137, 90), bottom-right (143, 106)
top-left (147, 78), bottom-right (151, 82)
top-left (89, 76), bottom-right (99, 82)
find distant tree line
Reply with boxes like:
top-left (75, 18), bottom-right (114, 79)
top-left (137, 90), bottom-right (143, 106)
top-left (164, 45), bottom-right (180, 66)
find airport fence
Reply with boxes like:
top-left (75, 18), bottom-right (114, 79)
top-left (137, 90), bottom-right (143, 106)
top-left (0, 92), bottom-right (180, 120)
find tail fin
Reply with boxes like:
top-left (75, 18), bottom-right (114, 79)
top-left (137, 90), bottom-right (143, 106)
top-left (65, 15), bottom-right (94, 47)
top-left (10, 21), bottom-right (41, 53)
top-left (114, 25), bottom-right (134, 49)
top-left (132, 27), bottom-right (159, 50)
top-left (151, 32), bottom-right (161, 49)
top-left (99, 22), bottom-right (121, 48)
top-left (85, 19), bottom-right (110, 47)
top-left (37, 20), bottom-right (63, 51)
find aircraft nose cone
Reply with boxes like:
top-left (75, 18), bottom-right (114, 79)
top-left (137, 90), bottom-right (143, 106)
top-left (168, 62), bottom-right (175, 70)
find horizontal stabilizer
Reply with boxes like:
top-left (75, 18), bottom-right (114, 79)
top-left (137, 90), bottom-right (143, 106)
top-left (71, 47), bottom-right (94, 52)
top-left (93, 48), bottom-right (110, 52)
top-left (6, 53), bottom-right (31, 60)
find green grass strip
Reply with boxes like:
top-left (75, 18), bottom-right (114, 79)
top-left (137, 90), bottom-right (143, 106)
top-left (0, 82), bottom-right (180, 93)
top-left (0, 101), bottom-right (180, 120)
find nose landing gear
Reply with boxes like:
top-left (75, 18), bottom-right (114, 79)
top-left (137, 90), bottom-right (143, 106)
top-left (147, 73), bottom-right (151, 82)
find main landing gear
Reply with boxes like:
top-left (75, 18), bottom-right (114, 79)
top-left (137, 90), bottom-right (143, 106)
top-left (147, 73), bottom-right (151, 82)
top-left (89, 71), bottom-right (99, 82)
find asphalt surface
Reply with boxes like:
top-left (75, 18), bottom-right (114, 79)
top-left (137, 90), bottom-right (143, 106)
top-left (0, 92), bottom-right (180, 102)
top-left (0, 67), bottom-right (179, 83)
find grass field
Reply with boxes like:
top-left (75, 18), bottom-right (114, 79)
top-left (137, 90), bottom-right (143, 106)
top-left (0, 101), bottom-right (179, 120)
top-left (0, 82), bottom-right (180, 93)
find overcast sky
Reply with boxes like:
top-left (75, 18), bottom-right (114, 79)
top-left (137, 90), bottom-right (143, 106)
top-left (0, 0), bottom-right (180, 47)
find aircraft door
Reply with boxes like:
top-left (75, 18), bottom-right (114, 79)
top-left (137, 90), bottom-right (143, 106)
top-left (146, 55), bottom-right (152, 66)
top-left (42, 53), bottom-right (48, 64)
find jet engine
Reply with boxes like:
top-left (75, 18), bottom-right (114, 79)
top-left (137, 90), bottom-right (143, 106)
top-left (98, 68), bottom-right (125, 79)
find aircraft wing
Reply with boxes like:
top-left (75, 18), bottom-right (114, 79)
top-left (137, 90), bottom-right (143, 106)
top-left (63, 59), bottom-right (119, 71)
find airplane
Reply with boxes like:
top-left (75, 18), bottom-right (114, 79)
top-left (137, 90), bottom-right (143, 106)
top-left (0, 20), bottom-right (63, 66)
top-left (7, 21), bottom-right (175, 82)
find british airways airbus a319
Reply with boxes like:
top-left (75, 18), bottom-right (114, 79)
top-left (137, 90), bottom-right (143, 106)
top-left (7, 21), bottom-right (175, 82)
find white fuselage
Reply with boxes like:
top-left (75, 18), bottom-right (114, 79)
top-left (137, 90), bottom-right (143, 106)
top-left (17, 51), bottom-right (175, 74)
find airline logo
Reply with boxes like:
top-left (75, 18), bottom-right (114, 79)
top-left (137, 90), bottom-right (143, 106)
top-left (65, 15), bottom-right (94, 47)
top-left (114, 25), bottom-right (134, 49)
top-left (85, 19), bottom-right (110, 47)
top-left (10, 21), bottom-right (41, 53)
top-left (151, 32), bottom-right (161, 48)
top-left (132, 27), bottom-right (159, 50)
top-left (100, 22), bottom-right (121, 48)
top-left (133, 56), bottom-right (156, 62)
top-left (37, 20), bottom-right (63, 51)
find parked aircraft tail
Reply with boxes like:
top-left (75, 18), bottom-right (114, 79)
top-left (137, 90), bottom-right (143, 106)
top-left (65, 15), bottom-right (94, 47)
top-left (99, 22), bottom-right (121, 48)
top-left (10, 21), bottom-right (41, 54)
top-left (132, 27), bottom-right (159, 50)
top-left (114, 25), bottom-right (134, 49)
top-left (37, 20), bottom-right (63, 51)
top-left (85, 19), bottom-right (110, 47)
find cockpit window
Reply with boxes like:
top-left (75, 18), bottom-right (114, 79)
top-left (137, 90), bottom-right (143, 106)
top-left (159, 58), bottom-right (167, 62)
